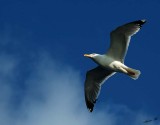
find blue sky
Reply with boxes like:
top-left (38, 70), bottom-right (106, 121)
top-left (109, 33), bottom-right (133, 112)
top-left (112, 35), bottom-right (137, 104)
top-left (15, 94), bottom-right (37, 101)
top-left (0, 0), bottom-right (160, 125)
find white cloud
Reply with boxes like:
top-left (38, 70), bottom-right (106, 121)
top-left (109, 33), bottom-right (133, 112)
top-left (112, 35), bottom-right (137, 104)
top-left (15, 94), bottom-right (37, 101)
top-left (0, 52), bottom-right (159, 125)
top-left (0, 53), bottom-right (18, 125)
top-left (17, 53), bottom-right (115, 125)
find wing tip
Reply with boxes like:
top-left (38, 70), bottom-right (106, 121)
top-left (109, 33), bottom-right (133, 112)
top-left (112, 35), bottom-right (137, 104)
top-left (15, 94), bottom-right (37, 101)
top-left (85, 99), bottom-right (97, 112)
top-left (140, 19), bottom-right (146, 25)
top-left (141, 19), bottom-right (146, 23)
top-left (86, 100), bottom-right (94, 112)
top-left (134, 19), bottom-right (146, 27)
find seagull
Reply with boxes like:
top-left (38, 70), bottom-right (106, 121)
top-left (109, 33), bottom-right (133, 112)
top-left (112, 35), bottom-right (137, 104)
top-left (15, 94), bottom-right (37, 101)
top-left (144, 116), bottom-right (159, 123)
top-left (84, 19), bottom-right (146, 112)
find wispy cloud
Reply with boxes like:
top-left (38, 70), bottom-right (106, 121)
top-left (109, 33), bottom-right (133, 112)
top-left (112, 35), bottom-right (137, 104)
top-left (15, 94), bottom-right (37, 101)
top-left (0, 53), bottom-right (18, 125)
top-left (0, 52), bottom-right (159, 125)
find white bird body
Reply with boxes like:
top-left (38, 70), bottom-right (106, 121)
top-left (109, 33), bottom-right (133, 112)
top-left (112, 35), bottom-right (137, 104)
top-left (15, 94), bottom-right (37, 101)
top-left (84, 20), bottom-right (146, 112)
top-left (92, 54), bottom-right (123, 71)
top-left (91, 54), bottom-right (139, 77)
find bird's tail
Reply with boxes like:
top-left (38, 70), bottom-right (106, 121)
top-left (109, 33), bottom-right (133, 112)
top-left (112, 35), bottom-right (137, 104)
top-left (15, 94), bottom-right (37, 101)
top-left (125, 67), bottom-right (141, 80)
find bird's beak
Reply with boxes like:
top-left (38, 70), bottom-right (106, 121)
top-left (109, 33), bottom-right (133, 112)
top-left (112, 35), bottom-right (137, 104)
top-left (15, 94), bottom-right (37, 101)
top-left (84, 54), bottom-right (92, 58)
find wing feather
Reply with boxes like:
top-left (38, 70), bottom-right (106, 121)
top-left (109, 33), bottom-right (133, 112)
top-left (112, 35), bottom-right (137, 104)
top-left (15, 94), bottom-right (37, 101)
top-left (84, 66), bottom-right (115, 112)
top-left (106, 20), bottom-right (146, 62)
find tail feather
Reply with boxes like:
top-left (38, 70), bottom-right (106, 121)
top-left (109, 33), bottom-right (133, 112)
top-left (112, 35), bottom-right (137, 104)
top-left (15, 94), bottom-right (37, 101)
top-left (126, 67), bottom-right (141, 80)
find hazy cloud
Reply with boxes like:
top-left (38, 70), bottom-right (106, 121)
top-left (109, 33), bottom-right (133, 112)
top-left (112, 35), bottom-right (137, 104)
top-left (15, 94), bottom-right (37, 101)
top-left (0, 53), bottom-right (159, 125)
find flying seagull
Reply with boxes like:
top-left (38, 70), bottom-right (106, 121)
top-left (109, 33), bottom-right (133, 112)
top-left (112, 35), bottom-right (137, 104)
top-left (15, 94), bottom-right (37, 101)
top-left (144, 116), bottom-right (159, 123)
top-left (84, 19), bottom-right (146, 112)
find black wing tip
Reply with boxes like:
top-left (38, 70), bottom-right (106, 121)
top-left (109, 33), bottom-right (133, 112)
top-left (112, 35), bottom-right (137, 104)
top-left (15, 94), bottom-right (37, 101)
top-left (86, 99), bottom-right (97, 112)
top-left (134, 19), bottom-right (146, 27)
top-left (86, 100), bottom-right (94, 112)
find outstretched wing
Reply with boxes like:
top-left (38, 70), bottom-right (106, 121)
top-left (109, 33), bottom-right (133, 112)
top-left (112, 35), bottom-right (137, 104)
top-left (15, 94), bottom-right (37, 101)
top-left (106, 19), bottom-right (146, 62)
top-left (84, 66), bottom-right (115, 112)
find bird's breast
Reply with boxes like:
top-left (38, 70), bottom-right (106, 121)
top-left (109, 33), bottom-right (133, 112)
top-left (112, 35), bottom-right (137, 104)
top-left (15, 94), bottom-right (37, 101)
top-left (108, 61), bottom-right (123, 70)
top-left (94, 56), bottom-right (116, 70)
top-left (96, 58), bottom-right (124, 72)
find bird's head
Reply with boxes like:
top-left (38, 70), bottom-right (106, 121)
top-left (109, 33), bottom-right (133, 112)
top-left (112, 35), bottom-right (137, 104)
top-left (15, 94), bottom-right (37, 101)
top-left (84, 53), bottom-right (99, 58)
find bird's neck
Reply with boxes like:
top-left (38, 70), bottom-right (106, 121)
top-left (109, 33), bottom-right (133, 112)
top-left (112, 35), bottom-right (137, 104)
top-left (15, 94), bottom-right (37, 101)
top-left (92, 54), bottom-right (104, 64)
top-left (92, 54), bottom-right (114, 68)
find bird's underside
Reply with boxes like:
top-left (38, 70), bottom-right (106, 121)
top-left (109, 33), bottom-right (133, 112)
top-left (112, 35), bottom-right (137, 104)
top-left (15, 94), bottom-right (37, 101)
top-left (84, 19), bottom-right (146, 112)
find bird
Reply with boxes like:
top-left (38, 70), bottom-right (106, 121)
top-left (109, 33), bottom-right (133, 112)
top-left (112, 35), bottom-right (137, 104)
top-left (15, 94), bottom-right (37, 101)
top-left (84, 19), bottom-right (146, 112)
top-left (143, 116), bottom-right (159, 123)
